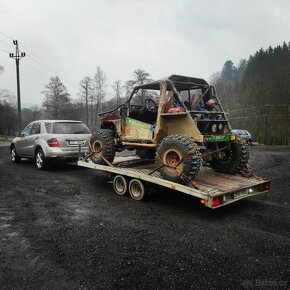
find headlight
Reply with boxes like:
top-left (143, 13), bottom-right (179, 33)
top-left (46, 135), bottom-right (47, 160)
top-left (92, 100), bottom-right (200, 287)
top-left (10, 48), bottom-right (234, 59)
top-left (212, 124), bottom-right (217, 132)
top-left (218, 124), bottom-right (223, 130)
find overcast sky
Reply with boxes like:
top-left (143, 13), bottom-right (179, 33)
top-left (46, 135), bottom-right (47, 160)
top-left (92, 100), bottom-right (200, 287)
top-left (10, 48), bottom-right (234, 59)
top-left (0, 0), bottom-right (289, 107)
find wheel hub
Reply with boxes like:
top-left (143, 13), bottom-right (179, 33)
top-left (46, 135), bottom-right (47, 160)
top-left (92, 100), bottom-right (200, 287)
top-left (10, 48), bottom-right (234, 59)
top-left (92, 140), bottom-right (103, 155)
top-left (116, 178), bottom-right (125, 192)
top-left (131, 182), bottom-right (142, 198)
top-left (36, 152), bottom-right (43, 168)
top-left (11, 149), bottom-right (16, 161)
top-left (164, 149), bottom-right (181, 167)
top-left (162, 148), bottom-right (184, 174)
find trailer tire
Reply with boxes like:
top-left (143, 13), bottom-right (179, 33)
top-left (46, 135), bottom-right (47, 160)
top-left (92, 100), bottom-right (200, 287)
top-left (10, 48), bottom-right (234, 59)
top-left (136, 148), bottom-right (156, 159)
top-left (129, 179), bottom-right (146, 201)
top-left (90, 129), bottom-right (116, 164)
top-left (210, 141), bottom-right (249, 174)
top-left (156, 135), bottom-right (202, 183)
top-left (113, 175), bottom-right (128, 196)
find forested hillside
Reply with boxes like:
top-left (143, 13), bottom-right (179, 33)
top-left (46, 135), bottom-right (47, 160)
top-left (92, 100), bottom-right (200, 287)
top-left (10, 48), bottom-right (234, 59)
top-left (211, 42), bottom-right (290, 145)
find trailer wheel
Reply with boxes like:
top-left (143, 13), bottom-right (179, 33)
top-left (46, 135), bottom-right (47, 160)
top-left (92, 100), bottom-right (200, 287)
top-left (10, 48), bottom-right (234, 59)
top-left (210, 141), bottom-right (249, 174)
top-left (90, 129), bottom-right (116, 164)
top-left (113, 175), bottom-right (128, 196)
top-left (156, 135), bottom-right (202, 183)
top-left (129, 179), bottom-right (146, 201)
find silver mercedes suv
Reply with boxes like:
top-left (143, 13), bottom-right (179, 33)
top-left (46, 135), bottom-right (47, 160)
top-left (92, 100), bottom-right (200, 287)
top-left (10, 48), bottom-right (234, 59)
top-left (10, 120), bottom-right (91, 169)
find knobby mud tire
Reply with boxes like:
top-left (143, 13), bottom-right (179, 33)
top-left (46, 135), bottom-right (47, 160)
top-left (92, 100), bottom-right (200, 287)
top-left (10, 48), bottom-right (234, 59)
top-left (156, 135), bottom-right (202, 183)
top-left (210, 142), bottom-right (249, 174)
top-left (90, 129), bottom-right (116, 165)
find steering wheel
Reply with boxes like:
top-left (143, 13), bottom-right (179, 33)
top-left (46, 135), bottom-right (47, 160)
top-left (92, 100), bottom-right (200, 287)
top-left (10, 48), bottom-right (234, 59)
top-left (145, 98), bottom-right (158, 113)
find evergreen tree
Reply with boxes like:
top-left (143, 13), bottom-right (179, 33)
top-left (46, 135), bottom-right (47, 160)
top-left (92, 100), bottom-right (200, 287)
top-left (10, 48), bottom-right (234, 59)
top-left (220, 60), bottom-right (236, 81)
top-left (211, 42), bottom-right (290, 144)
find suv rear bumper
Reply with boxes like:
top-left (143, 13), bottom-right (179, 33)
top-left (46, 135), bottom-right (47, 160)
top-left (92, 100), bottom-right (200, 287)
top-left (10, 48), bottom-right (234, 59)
top-left (43, 146), bottom-right (89, 160)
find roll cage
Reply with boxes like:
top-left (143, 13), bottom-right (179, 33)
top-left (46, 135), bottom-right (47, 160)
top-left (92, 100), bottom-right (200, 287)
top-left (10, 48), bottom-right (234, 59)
top-left (99, 75), bottom-right (230, 133)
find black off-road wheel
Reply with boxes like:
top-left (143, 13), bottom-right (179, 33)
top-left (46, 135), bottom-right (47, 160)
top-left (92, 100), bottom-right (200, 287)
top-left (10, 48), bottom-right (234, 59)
top-left (136, 148), bottom-right (156, 160)
top-left (210, 141), bottom-right (249, 174)
top-left (90, 129), bottom-right (116, 164)
top-left (156, 135), bottom-right (202, 183)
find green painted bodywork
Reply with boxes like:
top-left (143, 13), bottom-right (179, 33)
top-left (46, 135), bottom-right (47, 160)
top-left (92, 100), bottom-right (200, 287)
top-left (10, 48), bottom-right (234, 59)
top-left (209, 135), bottom-right (232, 142)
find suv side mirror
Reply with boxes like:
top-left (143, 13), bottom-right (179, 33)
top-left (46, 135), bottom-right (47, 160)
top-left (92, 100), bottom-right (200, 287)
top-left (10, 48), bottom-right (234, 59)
top-left (20, 133), bottom-right (25, 138)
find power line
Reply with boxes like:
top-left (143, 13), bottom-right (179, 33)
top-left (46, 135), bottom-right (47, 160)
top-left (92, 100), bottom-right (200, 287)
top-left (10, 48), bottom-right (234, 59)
top-left (0, 31), bottom-right (14, 40)
top-left (25, 54), bottom-right (59, 75)
top-left (1, 46), bottom-right (51, 79)
top-left (0, 38), bottom-right (14, 49)
top-left (19, 42), bottom-right (59, 74)
top-left (0, 47), bottom-right (10, 54)
top-left (1, 31), bottom-right (78, 90)
top-left (19, 42), bottom-right (78, 88)
top-left (22, 59), bottom-right (51, 79)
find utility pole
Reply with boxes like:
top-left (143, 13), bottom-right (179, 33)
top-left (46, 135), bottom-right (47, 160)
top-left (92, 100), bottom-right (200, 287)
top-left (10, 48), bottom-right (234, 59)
top-left (9, 40), bottom-right (25, 132)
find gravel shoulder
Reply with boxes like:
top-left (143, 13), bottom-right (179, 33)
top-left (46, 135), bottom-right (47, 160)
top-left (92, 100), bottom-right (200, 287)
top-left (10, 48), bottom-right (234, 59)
top-left (0, 145), bottom-right (289, 289)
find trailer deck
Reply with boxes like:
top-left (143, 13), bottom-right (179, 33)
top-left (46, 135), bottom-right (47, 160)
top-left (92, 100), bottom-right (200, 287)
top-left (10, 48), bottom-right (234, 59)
top-left (77, 157), bottom-right (270, 209)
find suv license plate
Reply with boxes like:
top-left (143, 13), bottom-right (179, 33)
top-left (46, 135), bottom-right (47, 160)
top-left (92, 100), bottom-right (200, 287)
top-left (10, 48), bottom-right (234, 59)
top-left (68, 140), bottom-right (84, 145)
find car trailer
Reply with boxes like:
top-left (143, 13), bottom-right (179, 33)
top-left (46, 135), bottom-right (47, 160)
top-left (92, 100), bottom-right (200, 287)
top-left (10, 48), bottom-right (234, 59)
top-left (77, 155), bottom-right (270, 209)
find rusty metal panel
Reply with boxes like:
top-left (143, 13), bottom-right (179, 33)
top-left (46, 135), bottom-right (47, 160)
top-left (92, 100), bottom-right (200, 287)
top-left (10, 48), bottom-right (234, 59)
top-left (113, 119), bottom-right (122, 136)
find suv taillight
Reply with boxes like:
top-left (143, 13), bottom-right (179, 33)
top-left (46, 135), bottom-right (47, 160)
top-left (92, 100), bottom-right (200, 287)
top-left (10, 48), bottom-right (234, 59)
top-left (47, 138), bottom-right (59, 147)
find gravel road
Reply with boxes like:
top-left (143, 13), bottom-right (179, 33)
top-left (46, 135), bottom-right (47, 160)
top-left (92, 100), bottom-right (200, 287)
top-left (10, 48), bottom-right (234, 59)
top-left (0, 145), bottom-right (289, 289)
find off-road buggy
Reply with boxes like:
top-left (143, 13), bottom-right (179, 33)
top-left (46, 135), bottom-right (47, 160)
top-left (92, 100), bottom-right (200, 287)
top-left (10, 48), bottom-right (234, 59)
top-left (89, 75), bottom-right (249, 183)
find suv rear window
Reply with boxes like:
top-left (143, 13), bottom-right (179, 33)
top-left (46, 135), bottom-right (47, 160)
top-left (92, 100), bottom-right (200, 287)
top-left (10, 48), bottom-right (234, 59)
top-left (53, 122), bottom-right (91, 134)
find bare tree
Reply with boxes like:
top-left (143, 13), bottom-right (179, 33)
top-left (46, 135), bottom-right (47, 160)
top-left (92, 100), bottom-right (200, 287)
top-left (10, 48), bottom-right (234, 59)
top-left (79, 76), bottom-right (93, 125)
top-left (94, 66), bottom-right (107, 129)
top-left (132, 69), bottom-right (151, 84)
top-left (0, 89), bottom-right (16, 107)
top-left (0, 89), bottom-right (17, 135)
top-left (127, 69), bottom-right (153, 103)
top-left (42, 76), bottom-right (71, 119)
top-left (123, 80), bottom-right (135, 99)
top-left (89, 89), bottom-right (96, 130)
top-left (112, 80), bottom-right (123, 107)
